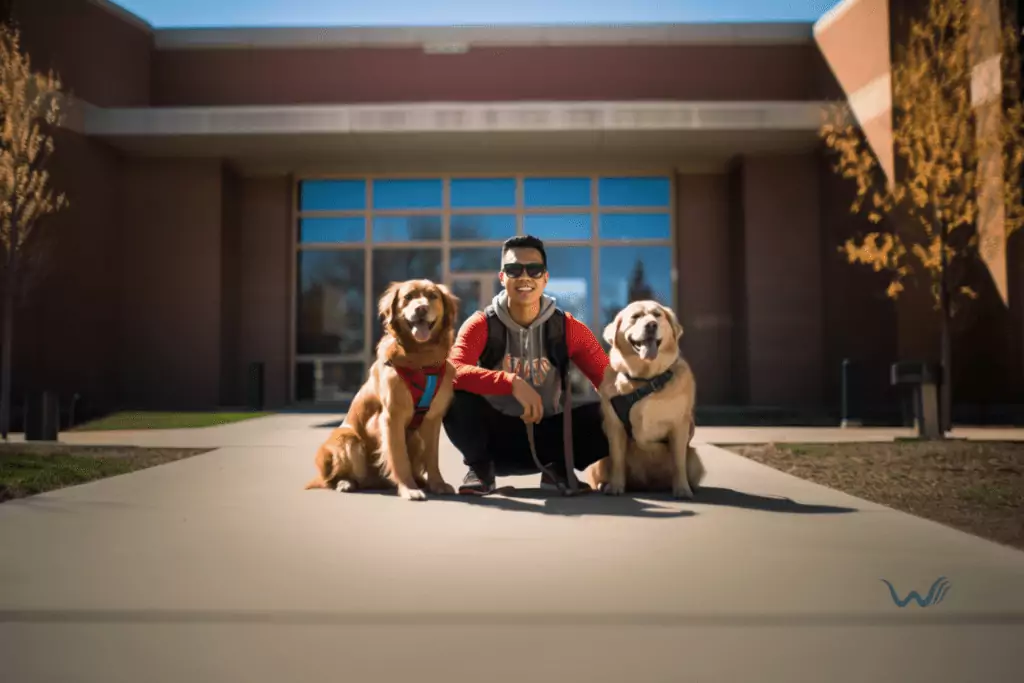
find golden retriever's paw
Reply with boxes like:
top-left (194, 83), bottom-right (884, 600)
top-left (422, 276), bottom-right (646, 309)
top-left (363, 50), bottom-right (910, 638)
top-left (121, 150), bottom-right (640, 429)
top-left (428, 480), bottom-right (456, 496)
top-left (398, 485), bottom-right (428, 501)
top-left (335, 480), bottom-right (357, 493)
top-left (603, 479), bottom-right (626, 496)
top-left (672, 481), bottom-right (695, 500)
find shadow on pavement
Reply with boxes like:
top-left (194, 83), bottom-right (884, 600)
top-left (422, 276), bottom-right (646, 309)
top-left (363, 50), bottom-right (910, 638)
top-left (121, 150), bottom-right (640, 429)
top-left (685, 486), bottom-right (858, 515)
top-left (436, 485), bottom-right (856, 517)
top-left (443, 488), bottom-right (696, 519)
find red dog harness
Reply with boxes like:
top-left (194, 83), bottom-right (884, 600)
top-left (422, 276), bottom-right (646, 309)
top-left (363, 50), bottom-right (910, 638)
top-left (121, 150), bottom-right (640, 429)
top-left (387, 363), bottom-right (445, 430)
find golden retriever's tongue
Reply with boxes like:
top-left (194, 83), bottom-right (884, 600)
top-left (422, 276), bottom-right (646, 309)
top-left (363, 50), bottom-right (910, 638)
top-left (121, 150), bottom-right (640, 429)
top-left (411, 321), bottom-right (432, 342)
top-left (638, 339), bottom-right (659, 360)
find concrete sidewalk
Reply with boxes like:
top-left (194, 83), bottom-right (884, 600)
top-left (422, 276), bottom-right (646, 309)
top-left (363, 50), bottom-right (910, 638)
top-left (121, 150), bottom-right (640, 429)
top-left (1, 414), bottom-right (1023, 682)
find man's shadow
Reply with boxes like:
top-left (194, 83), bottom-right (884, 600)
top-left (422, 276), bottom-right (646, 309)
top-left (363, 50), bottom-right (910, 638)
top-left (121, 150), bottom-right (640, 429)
top-left (435, 485), bottom-right (857, 519)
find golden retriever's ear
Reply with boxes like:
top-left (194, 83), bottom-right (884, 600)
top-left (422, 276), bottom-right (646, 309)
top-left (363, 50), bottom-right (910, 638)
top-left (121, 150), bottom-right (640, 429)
top-left (377, 282), bottom-right (402, 330)
top-left (435, 283), bottom-right (460, 327)
top-left (602, 311), bottom-right (623, 346)
top-left (663, 305), bottom-right (684, 340)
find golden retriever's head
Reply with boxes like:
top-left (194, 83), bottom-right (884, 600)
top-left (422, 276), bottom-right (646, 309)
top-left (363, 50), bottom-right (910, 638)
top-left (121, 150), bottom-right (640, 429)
top-left (378, 279), bottom-right (458, 346)
top-left (603, 300), bottom-right (683, 378)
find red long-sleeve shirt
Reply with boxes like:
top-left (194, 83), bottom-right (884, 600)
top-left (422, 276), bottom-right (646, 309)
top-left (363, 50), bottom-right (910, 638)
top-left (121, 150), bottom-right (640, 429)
top-left (450, 311), bottom-right (609, 395)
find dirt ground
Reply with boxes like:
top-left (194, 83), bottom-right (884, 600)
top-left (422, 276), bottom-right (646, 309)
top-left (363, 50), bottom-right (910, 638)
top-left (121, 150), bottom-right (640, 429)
top-left (0, 444), bottom-right (211, 503)
top-left (729, 440), bottom-right (1024, 551)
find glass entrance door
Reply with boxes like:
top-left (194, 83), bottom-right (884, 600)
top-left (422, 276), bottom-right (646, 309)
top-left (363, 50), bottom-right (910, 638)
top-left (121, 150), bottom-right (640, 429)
top-left (449, 273), bottom-right (500, 330)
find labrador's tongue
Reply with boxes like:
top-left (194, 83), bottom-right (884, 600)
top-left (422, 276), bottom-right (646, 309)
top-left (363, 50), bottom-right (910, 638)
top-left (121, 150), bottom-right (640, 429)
top-left (638, 338), bottom-right (659, 360)
top-left (411, 321), bottom-right (432, 342)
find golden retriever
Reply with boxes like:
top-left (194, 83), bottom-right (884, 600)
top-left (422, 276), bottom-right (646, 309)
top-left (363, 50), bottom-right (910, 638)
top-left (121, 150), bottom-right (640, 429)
top-left (588, 300), bottom-right (705, 499)
top-left (305, 279), bottom-right (459, 501)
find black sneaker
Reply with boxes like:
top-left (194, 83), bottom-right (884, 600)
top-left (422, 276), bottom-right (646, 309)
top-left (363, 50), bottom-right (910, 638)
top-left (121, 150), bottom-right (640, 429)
top-left (458, 462), bottom-right (496, 496)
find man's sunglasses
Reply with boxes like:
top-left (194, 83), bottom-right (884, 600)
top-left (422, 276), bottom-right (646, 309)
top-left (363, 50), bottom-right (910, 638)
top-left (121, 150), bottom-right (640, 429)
top-left (502, 262), bottom-right (547, 279)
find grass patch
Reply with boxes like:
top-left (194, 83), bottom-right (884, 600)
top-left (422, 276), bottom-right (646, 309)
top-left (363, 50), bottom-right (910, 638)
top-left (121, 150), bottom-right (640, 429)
top-left (0, 444), bottom-right (211, 503)
top-left (71, 411), bottom-right (272, 431)
top-left (728, 440), bottom-right (1024, 551)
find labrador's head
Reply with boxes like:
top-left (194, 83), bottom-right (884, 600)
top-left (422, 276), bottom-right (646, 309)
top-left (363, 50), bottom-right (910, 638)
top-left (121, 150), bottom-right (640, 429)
top-left (603, 300), bottom-right (683, 378)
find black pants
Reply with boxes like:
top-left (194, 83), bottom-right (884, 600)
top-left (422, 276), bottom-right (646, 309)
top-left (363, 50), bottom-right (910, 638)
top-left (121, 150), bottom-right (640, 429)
top-left (442, 391), bottom-right (610, 477)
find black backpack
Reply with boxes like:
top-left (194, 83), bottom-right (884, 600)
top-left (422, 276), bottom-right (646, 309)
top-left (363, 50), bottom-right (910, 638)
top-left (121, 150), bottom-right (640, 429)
top-left (476, 304), bottom-right (570, 389)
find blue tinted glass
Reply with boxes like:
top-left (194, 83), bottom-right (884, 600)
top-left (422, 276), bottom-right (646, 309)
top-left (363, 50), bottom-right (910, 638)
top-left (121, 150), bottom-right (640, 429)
top-left (300, 179), bottom-right (366, 211)
top-left (598, 177), bottom-right (670, 207)
top-left (373, 215), bottom-right (442, 242)
top-left (545, 247), bottom-right (593, 327)
top-left (598, 246), bottom-right (673, 329)
top-left (450, 248), bottom-right (499, 273)
top-left (372, 179), bottom-right (443, 210)
top-left (299, 217), bottom-right (365, 243)
top-left (523, 177), bottom-right (591, 207)
top-left (523, 213), bottom-right (591, 241)
top-left (451, 178), bottom-right (516, 208)
top-left (296, 250), bottom-right (366, 355)
top-left (450, 214), bottom-right (517, 241)
top-left (599, 213), bottom-right (671, 240)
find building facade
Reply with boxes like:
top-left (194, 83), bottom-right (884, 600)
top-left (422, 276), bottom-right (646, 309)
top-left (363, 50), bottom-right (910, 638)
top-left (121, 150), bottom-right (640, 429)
top-left (4, 0), bottom-right (1022, 424)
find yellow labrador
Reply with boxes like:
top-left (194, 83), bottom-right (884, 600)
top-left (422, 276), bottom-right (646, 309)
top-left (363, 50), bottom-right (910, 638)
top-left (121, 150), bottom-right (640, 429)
top-left (589, 300), bottom-right (705, 499)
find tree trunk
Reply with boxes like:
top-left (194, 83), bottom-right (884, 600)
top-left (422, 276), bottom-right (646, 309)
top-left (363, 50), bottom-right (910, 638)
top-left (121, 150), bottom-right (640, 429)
top-left (0, 262), bottom-right (14, 441)
top-left (937, 213), bottom-right (952, 437)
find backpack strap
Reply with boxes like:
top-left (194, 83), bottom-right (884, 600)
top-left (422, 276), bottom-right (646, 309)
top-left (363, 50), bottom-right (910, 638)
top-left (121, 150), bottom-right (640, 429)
top-left (544, 309), bottom-right (569, 389)
top-left (477, 305), bottom-right (507, 370)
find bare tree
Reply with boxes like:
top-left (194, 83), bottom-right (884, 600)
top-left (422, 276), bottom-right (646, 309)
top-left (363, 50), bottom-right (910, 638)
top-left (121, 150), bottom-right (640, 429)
top-left (820, 0), bottom-right (1024, 436)
top-left (0, 25), bottom-right (68, 440)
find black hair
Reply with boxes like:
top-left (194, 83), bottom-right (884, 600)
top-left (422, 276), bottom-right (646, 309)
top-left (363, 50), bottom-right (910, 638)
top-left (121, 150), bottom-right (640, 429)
top-left (500, 234), bottom-right (547, 266)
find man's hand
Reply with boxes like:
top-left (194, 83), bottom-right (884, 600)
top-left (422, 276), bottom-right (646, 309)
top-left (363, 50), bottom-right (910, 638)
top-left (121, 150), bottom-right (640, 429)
top-left (511, 376), bottom-right (544, 424)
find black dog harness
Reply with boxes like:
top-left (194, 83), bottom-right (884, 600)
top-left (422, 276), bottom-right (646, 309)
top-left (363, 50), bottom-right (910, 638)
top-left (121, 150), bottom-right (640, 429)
top-left (609, 369), bottom-right (675, 439)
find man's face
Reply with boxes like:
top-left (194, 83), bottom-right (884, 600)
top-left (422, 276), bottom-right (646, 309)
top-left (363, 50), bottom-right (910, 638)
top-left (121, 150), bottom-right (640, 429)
top-left (499, 247), bottom-right (548, 306)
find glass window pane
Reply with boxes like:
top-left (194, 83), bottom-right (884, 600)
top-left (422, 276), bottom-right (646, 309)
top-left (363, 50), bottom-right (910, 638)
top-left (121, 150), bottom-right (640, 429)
top-left (450, 247), bottom-right (498, 273)
top-left (371, 249), bottom-right (443, 348)
top-left (598, 177), bottom-right (670, 207)
top-left (299, 217), bottom-right (365, 243)
top-left (451, 214), bottom-right (516, 241)
top-left (294, 361), bottom-right (365, 402)
top-left (372, 178), bottom-right (442, 210)
top-left (523, 213), bottom-right (591, 241)
top-left (544, 246), bottom-right (593, 327)
top-left (296, 251), bottom-right (366, 355)
top-left (599, 246), bottom-right (674, 330)
top-left (599, 213), bottom-right (671, 240)
top-left (523, 177), bottom-right (591, 208)
top-left (450, 280), bottom-right (483, 332)
top-left (373, 215), bottom-right (442, 242)
top-left (299, 179), bottom-right (366, 211)
top-left (451, 178), bottom-right (516, 208)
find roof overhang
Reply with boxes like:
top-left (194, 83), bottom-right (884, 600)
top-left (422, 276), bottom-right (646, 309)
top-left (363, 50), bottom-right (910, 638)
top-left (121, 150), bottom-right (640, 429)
top-left (64, 99), bottom-right (836, 174)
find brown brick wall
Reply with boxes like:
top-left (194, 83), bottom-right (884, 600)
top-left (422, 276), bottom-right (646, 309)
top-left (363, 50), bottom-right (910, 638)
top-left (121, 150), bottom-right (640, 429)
top-left (118, 160), bottom-right (223, 408)
top-left (152, 44), bottom-right (826, 106)
top-left (14, 0), bottom-right (152, 107)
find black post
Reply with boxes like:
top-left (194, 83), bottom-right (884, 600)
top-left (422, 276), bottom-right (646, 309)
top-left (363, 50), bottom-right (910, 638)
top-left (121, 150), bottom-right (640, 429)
top-left (840, 358), bottom-right (851, 428)
top-left (247, 362), bottom-right (265, 411)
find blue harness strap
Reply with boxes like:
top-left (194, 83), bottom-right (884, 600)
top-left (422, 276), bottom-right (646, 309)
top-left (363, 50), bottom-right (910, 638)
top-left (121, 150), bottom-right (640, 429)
top-left (417, 373), bottom-right (439, 410)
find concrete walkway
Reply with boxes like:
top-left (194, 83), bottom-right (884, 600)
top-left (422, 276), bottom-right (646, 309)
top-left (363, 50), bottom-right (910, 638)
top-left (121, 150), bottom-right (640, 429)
top-left (1, 415), bottom-right (1023, 682)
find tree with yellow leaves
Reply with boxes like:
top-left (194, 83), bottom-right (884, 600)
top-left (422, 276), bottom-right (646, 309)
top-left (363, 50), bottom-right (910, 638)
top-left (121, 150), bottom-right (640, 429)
top-left (0, 25), bottom-right (68, 440)
top-left (820, 0), bottom-right (1024, 436)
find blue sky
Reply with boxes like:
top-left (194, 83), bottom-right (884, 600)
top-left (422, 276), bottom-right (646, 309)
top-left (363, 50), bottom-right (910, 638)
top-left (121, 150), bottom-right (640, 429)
top-left (109, 0), bottom-right (842, 29)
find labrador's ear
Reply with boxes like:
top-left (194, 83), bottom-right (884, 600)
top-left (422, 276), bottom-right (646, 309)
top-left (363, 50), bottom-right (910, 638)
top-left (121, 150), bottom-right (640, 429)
top-left (377, 282), bottom-right (402, 331)
top-left (662, 305), bottom-right (684, 340)
top-left (603, 310), bottom-right (624, 347)
top-left (435, 283), bottom-right (460, 329)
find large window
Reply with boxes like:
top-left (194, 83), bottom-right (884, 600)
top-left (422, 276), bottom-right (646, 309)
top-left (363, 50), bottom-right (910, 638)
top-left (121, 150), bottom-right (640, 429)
top-left (294, 174), bottom-right (674, 402)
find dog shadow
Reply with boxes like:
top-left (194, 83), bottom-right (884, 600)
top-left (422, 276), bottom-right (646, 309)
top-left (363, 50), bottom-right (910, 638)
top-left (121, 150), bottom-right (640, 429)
top-left (445, 487), bottom-right (696, 519)
top-left (437, 484), bottom-right (856, 518)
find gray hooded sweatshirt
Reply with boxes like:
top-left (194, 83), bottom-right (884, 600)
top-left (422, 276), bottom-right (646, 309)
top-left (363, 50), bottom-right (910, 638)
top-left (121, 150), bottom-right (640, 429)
top-left (484, 290), bottom-right (566, 418)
